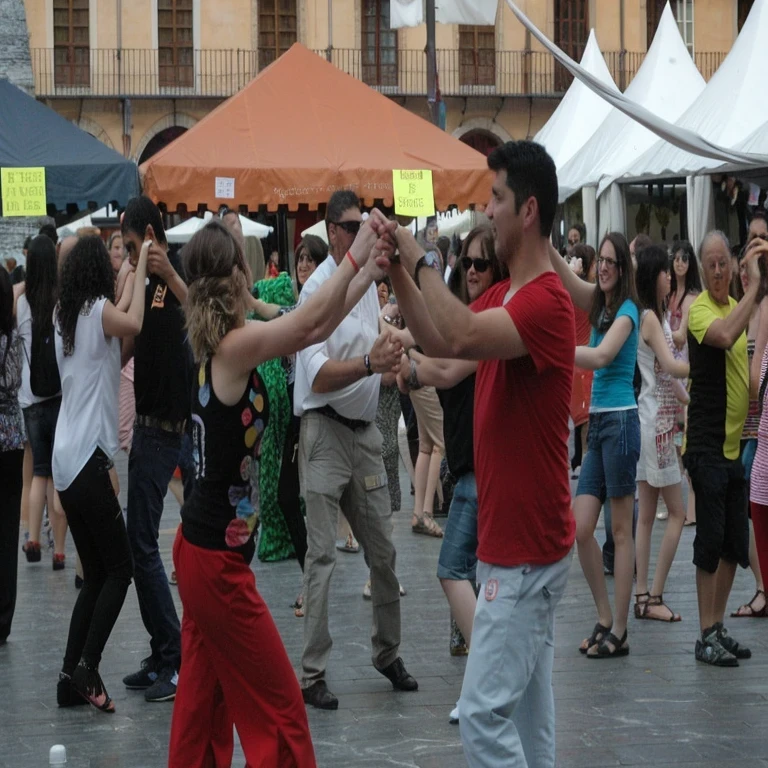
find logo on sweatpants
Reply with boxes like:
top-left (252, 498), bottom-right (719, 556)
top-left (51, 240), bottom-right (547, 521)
top-left (485, 578), bottom-right (499, 602)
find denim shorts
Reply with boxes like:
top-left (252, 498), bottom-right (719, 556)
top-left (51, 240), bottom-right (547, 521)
top-left (437, 472), bottom-right (478, 582)
top-left (22, 397), bottom-right (61, 477)
top-left (576, 409), bottom-right (640, 502)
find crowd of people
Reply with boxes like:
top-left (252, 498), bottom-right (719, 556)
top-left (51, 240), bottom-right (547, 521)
top-left (0, 139), bottom-right (767, 767)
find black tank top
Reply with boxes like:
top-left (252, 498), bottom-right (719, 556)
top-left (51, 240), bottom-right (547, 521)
top-left (181, 357), bottom-right (270, 563)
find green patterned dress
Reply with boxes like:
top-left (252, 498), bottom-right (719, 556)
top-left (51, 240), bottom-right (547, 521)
top-left (248, 273), bottom-right (297, 562)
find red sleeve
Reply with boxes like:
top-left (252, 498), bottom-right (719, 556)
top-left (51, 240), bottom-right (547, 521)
top-left (505, 275), bottom-right (575, 374)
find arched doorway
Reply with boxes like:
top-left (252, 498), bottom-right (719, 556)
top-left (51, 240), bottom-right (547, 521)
top-left (138, 126), bottom-right (188, 165)
top-left (459, 129), bottom-right (502, 157)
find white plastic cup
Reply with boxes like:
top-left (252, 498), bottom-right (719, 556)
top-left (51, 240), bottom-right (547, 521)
top-left (49, 745), bottom-right (67, 766)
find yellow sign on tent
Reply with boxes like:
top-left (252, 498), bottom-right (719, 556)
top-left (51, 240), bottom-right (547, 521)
top-left (1, 167), bottom-right (47, 217)
top-left (392, 170), bottom-right (435, 217)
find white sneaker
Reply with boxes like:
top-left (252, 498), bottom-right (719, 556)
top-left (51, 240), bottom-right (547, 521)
top-left (362, 579), bottom-right (372, 600)
top-left (449, 702), bottom-right (459, 724)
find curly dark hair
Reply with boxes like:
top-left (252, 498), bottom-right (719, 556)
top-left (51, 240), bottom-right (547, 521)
top-left (56, 236), bottom-right (115, 356)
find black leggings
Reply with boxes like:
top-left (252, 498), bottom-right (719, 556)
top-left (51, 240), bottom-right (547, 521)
top-left (59, 449), bottom-right (133, 674)
top-left (277, 387), bottom-right (308, 571)
top-left (0, 449), bottom-right (23, 642)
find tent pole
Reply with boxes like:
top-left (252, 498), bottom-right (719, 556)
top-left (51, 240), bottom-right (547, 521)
top-left (326, 0), bottom-right (333, 62)
top-left (426, 0), bottom-right (438, 126)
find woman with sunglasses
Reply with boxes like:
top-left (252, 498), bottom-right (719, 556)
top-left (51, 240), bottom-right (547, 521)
top-left (669, 241), bottom-right (702, 526)
top-left (633, 246), bottom-right (690, 624)
top-left (550, 233), bottom-right (640, 659)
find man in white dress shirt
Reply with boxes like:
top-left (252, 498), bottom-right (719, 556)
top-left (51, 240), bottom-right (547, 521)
top-left (295, 191), bottom-right (418, 710)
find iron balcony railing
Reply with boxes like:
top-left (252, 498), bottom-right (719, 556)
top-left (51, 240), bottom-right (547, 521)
top-left (31, 48), bottom-right (728, 99)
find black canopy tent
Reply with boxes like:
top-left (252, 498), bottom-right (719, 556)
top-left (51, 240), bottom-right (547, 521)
top-left (0, 79), bottom-right (139, 215)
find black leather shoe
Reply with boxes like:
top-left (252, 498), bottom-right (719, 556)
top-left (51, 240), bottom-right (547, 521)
top-left (377, 657), bottom-right (418, 691)
top-left (302, 680), bottom-right (339, 710)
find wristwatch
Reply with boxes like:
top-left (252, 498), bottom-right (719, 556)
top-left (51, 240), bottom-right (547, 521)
top-left (414, 251), bottom-right (442, 287)
top-left (364, 353), bottom-right (374, 376)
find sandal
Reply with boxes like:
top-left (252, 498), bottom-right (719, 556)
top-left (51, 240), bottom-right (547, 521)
top-left (292, 593), bottom-right (304, 618)
top-left (71, 661), bottom-right (115, 713)
top-left (636, 594), bottom-right (681, 622)
top-left (411, 514), bottom-right (443, 538)
top-left (336, 532), bottom-right (360, 553)
top-left (579, 622), bottom-right (611, 654)
top-left (587, 630), bottom-right (629, 659)
top-left (633, 592), bottom-right (650, 620)
top-left (730, 589), bottom-right (768, 618)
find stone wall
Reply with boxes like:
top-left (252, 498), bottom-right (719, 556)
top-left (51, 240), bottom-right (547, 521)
top-left (0, 0), bottom-right (37, 265)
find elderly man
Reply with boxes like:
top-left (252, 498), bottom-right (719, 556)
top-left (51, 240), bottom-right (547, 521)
top-left (295, 191), bottom-right (416, 710)
top-left (685, 230), bottom-right (765, 666)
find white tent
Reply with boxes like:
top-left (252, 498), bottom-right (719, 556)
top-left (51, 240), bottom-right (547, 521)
top-left (534, 30), bottom-right (618, 173)
top-left (557, 4), bottom-right (705, 208)
top-left (57, 204), bottom-right (120, 238)
top-left (166, 211), bottom-right (273, 243)
top-left (611, 0), bottom-right (768, 185)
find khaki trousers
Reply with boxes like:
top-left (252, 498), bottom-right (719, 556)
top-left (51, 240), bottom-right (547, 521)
top-left (298, 411), bottom-right (401, 685)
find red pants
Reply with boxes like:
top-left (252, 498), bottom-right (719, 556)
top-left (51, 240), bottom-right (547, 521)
top-left (169, 530), bottom-right (316, 768)
top-left (750, 502), bottom-right (768, 586)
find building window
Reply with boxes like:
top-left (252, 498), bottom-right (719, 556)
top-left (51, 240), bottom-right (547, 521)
top-left (459, 26), bottom-right (495, 87)
top-left (646, 0), bottom-right (665, 48)
top-left (362, 0), bottom-right (398, 87)
top-left (53, 0), bottom-right (90, 87)
top-left (738, 0), bottom-right (754, 31)
top-left (259, 0), bottom-right (297, 70)
top-left (674, 0), bottom-right (694, 54)
top-left (553, 0), bottom-right (588, 90)
top-left (158, 0), bottom-right (193, 87)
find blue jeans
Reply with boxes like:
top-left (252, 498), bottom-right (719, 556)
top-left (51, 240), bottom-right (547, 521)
top-left (127, 425), bottom-right (185, 671)
top-left (460, 553), bottom-right (572, 767)
top-left (437, 472), bottom-right (478, 582)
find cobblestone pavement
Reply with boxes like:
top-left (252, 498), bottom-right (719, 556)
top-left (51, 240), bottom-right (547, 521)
top-left (1, 457), bottom-right (767, 768)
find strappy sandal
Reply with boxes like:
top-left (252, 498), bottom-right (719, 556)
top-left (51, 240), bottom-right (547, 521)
top-left (292, 593), bottom-right (304, 618)
top-left (634, 592), bottom-right (650, 619)
top-left (71, 661), bottom-right (115, 713)
top-left (579, 622), bottom-right (612, 654)
top-left (411, 513), bottom-right (443, 538)
top-left (587, 630), bottom-right (629, 659)
top-left (730, 589), bottom-right (768, 618)
top-left (637, 594), bottom-right (681, 622)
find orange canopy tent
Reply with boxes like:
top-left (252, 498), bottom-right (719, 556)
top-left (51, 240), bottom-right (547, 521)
top-left (140, 43), bottom-right (492, 212)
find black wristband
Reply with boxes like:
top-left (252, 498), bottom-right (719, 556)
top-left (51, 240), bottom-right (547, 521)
top-left (364, 353), bottom-right (374, 376)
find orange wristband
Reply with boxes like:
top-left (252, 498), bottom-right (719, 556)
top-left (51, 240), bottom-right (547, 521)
top-left (346, 251), bottom-right (360, 273)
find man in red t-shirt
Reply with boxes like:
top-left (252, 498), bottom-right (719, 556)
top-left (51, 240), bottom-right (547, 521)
top-left (378, 141), bottom-right (575, 767)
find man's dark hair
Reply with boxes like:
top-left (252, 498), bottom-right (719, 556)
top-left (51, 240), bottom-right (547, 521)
top-left (23, 235), bottom-right (33, 251)
top-left (750, 208), bottom-right (768, 224)
top-left (122, 195), bottom-right (167, 245)
top-left (487, 141), bottom-right (558, 237)
top-left (38, 224), bottom-right (58, 245)
top-left (633, 233), bottom-right (653, 255)
top-left (325, 191), bottom-right (361, 224)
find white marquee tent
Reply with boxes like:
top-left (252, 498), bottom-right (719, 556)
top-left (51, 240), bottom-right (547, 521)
top-left (534, 29), bottom-right (618, 174)
top-left (609, 0), bottom-right (768, 186)
top-left (556, 4), bottom-right (705, 237)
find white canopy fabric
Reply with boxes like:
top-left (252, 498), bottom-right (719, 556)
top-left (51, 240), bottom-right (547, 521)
top-left (301, 219), bottom-right (328, 243)
top-left (687, 176), bottom-right (716, 253)
top-left (534, 29), bottom-right (618, 174)
top-left (505, 0), bottom-right (768, 171)
top-left (57, 204), bottom-right (119, 237)
top-left (557, 4), bottom-right (705, 202)
top-left (166, 211), bottom-right (272, 243)
top-left (610, 0), bottom-right (768, 184)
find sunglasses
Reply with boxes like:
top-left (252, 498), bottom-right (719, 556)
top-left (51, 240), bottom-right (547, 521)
top-left (461, 256), bottom-right (490, 273)
top-left (673, 252), bottom-right (689, 263)
top-left (330, 220), bottom-right (361, 235)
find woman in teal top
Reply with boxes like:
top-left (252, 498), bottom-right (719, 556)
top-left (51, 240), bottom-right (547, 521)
top-left (550, 232), bottom-right (640, 659)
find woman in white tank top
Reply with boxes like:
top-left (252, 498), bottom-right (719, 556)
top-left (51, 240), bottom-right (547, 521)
top-left (53, 235), bottom-right (150, 713)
